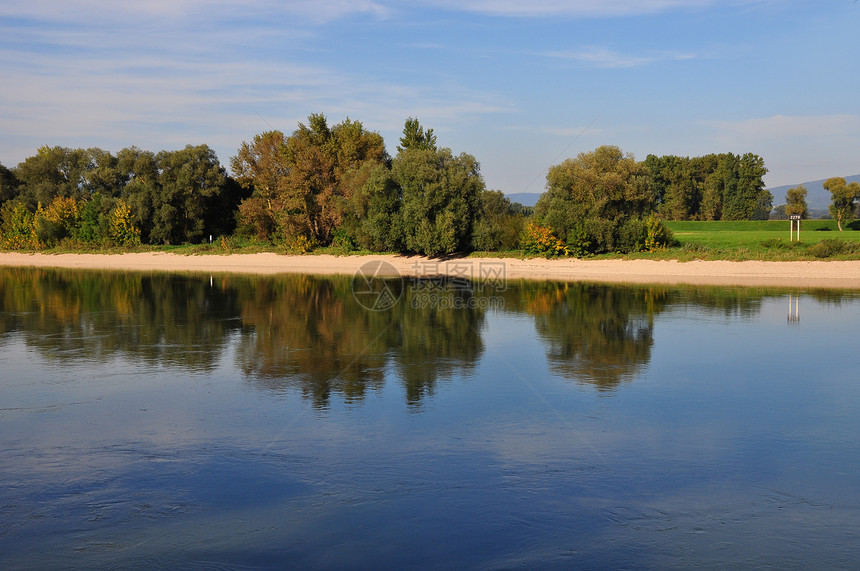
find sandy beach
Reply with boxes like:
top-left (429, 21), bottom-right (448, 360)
top-left (2, 251), bottom-right (860, 289)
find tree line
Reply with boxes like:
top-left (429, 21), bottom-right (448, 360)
top-left (5, 113), bottom-right (832, 256)
top-left (0, 144), bottom-right (244, 249)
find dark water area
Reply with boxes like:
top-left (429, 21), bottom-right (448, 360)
top-left (1, 267), bottom-right (859, 569)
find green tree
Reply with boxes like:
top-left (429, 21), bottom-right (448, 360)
top-left (230, 130), bottom-right (289, 240)
top-left (339, 161), bottom-right (402, 251)
top-left (72, 192), bottom-right (113, 244)
top-left (397, 117), bottom-right (437, 153)
top-left (12, 147), bottom-right (126, 210)
top-left (720, 153), bottom-right (770, 220)
top-left (83, 148), bottom-right (123, 197)
top-left (784, 185), bottom-right (809, 219)
top-left (0, 162), bottom-right (18, 206)
top-left (0, 202), bottom-right (38, 249)
top-left (472, 189), bottom-right (525, 251)
top-left (824, 177), bottom-right (860, 231)
top-left (234, 115), bottom-right (388, 245)
top-left (117, 147), bottom-right (159, 243)
top-left (645, 154), bottom-right (700, 220)
top-left (13, 146), bottom-right (91, 208)
top-left (393, 146), bottom-right (483, 256)
top-left (535, 145), bottom-right (657, 254)
top-left (151, 144), bottom-right (228, 244)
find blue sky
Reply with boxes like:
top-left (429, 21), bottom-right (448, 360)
top-left (1, 0), bottom-right (858, 195)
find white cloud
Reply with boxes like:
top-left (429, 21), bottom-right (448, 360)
top-left (413, 0), bottom-right (765, 18)
top-left (0, 0), bottom-right (390, 24)
top-left (543, 47), bottom-right (695, 68)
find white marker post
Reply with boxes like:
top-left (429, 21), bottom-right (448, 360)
top-left (789, 214), bottom-right (801, 242)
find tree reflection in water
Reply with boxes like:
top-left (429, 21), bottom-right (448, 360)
top-left (3, 267), bottom-right (843, 405)
top-left (234, 275), bottom-right (485, 408)
top-left (513, 282), bottom-right (666, 391)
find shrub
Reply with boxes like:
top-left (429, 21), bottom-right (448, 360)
top-left (809, 239), bottom-right (845, 258)
top-left (565, 227), bottom-right (592, 258)
top-left (644, 215), bottom-right (676, 251)
top-left (0, 202), bottom-right (40, 250)
top-left (330, 228), bottom-right (356, 252)
top-left (521, 221), bottom-right (569, 258)
top-left (108, 200), bottom-right (142, 246)
top-left (616, 218), bottom-right (647, 253)
top-left (285, 233), bottom-right (316, 254)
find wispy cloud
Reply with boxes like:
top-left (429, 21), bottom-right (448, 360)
top-left (707, 114), bottom-right (860, 140)
top-left (543, 47), bottom-right (695, 68)
top-left (0, 0), bottom-right (511, 165)
top-left (414, 0), bottom-right (760, 18)
top-left (0, 0), bottom-right (391, 25)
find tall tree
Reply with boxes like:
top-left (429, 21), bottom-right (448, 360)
top-left (393, 147), bottom-right (483, 256)
top-left (234, 115), bottom-right (388, 245)
top-left (721, 153), bottom-right (770, 220)
top-left (535, 145), bottom-right (655, 253)
top-left (645, 154), bottom-right (699, 220)
top-left (230, 131), bottom-right (290, 240)
top-left (151, 144), bottom-right (228, 244)
top-left (472, 189), bottom-right (525, 251)
top-left (397, 117), bottom-right (437, 153)
top-left (117, 146), bottom-right (159, 243)
top-left (339, 161), bottom-right (402, 251)
top-left (784, 185), bottom-right (809, 219)
top-left (824, 177), bottom-right (860, 231)
top-left (0, 162), bottom-right (18, 206)
top-left (13, 146), bottom-right (95, 208)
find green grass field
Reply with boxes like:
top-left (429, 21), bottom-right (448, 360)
top-left (659, 219), bottom-right (860, 261)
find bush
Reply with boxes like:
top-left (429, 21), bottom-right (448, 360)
top-left (0, 202), bottom-right (40, 250)
top-left (565, 227), bottom-right (592, 258)
top-left (644, 215), bottom-right (676, 251)
top-left (809, 239), bottom-right (845, 258)
top-left (108, 200), bottom-right (141, 246)
top-left (285, 233), bottom-right (316, 254)
top-left (521, 221), bottom-right (569, 257)
top-left (330, 228), bottom-right (356, 252)
top-left (616, 218), bottom-right (647, 253)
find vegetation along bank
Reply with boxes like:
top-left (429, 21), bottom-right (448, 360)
top-left (1, 114), bottom-right (859, 260)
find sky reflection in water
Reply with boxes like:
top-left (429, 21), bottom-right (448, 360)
top-left (1, 268), bottom-right (859, 569)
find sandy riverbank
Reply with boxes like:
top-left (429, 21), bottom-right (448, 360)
top-left (1, 252), bottom-right (860, 289)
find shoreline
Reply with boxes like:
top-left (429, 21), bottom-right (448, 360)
top-left (1, 252), bottom-right (860, 289)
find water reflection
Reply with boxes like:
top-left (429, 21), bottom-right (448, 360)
top-left (234, 275), bottom-right (484, 408)
top-left (1, 267), bottom-right (857, 406)
top-left (0, 268), bottom-right (242, 372)
top-left (519, 283), bottom-right (666, 390)
top-left (3, 266), bottom-right (860, 569)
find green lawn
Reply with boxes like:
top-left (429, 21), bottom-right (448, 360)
top-left (659, 219), bottom-right (860, 260)
top-left (667, 220), bottom-right (858, 246)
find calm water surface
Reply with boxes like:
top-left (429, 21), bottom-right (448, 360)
top-left (1, 267), bottom-right (859, 569)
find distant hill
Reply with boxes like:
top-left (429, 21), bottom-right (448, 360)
top-left (768, 174), bottom-right (860, 211)
top-left (506, 192), bottom-right (541, 207)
